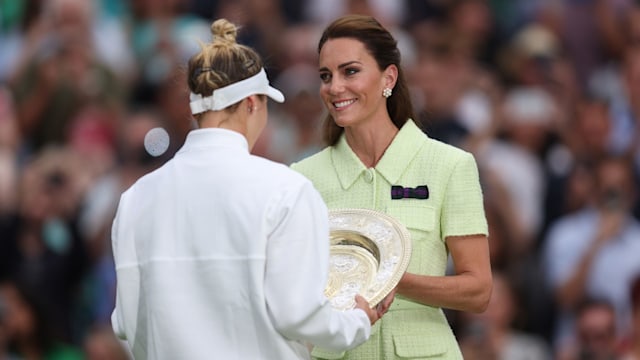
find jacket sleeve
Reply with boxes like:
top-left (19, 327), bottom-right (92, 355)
top-left (110, 192), bottom-right (128, 340)
top-left (263, 180), bottom-right (371, 351)
top-left (110, 189), bottom-right (141, 343)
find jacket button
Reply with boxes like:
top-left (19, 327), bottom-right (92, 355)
top-left (363, 169), bottom-right (374, 183)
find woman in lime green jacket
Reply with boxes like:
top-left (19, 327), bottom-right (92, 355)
top-left (291, 15), bottom-right (492, 359)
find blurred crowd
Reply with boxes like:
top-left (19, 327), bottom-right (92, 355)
top-left (1, 0), bottom-right (640, 359)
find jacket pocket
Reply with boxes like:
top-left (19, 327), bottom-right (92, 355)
top-left (387, 204), bottom-right (436, 233)
top-left (387, 204), bottom-right (440, 275)
top-left (310, 348), bottom-right (345, 359)
top-left (393, 333), bottom-right (447, 358)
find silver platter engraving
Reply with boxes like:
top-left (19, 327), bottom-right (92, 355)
top-left (326, 209), bottom-right (412, 310)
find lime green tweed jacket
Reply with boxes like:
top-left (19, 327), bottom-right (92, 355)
top-left (290, 119), bottom-right (488, 359)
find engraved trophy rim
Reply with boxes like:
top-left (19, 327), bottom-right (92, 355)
top-left (325, 208), bottom-right (412, 310)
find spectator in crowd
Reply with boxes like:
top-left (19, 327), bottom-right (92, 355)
top-left (0, 278), bottom-right (83, 359)
top-left (458, 271), bottom-right (552, 360)
top-left (0, 0), bottom-right (133, 84)
top-left (604, 46), bottom-right (640, 164)
top-left (152, 67), bottom-right (195, 158)
top-left (543, 155), bottom-right (640, 354)
top-left (7, 0), bottom-right (124, 157)
top-left (621, 274), bottom-right (640, 360)
top-left (567, 97), bottom-right (614, 164)
top-left (251, 24), bottom-right (325, 164)
top-left (500, 21), bottom-right (581, 115)
top-left (127, 0), bottom-right (209, 103)
top-left (82, 325), bottom-right (130, 360)
top-left (0, 286), bottom-right (17, 360)
top-left (587, 0), bottom-right (640, 108)
top-left (476, 86), bottom-right (557, 253)
top-left (0, 0), bottom-right (44, 82)
top-left (410, 47), bottom-right (472, 148)
top-left (1, 147), bottom-right (90, 343)
top-left (558, 299), bottom-right (622, 360)
top-left (254, 63), bottom-right (324, 164)
top-left (0, 87), bottom-right (20, 217)
top-left (545, 159), bottom-right (598, 233)
top-left (304, 0), bottom-right (407, 29)
top-left (544, 97), bottom-right (614, 228)
top-left (69, 104), bottom-right (121, 176)
top-left (480, 165), bottom-right (556, 339)
top-left (442, 0), bottom-right (500, 69)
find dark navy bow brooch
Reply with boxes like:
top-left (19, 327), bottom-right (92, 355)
top-left (391, 185), bottom-right (429, 200)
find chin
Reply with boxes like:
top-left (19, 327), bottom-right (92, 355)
top-left (332, 114), bottom-right (357, 128)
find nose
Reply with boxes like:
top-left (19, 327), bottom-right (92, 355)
top-left (327, 77), bottom-right (344, 95)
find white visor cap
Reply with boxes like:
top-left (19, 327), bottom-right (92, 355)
top-left (189, 68), bottom-right (285, 114)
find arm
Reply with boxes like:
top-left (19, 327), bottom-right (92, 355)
top-left (109, 189), bottom-right (141, 342)
top-left (110, 193), bottom-right (128, 340)
top-left (397, 234), bottom-right (492, 313)
top-left (555, 209), bottom-right (625, 309)
top-left (397, 152), bottom-right (492, 312)
top-left (263, 181), bottom-right (372, 351)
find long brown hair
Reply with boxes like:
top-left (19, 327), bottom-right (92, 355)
top-left (318, 15), bottom-right (415, 146)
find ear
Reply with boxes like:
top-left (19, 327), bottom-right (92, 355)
top-left (245, 95), bottom-right (258, 113)
top-left (383, 64), bottom-right (398, 89)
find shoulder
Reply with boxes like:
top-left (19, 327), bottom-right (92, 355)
top-left (290, 147), bottom-right (332, 174)
top-left (119, 161), bottom-right (172, 202)
top-left (245, 156), bottom-right (323, 201)
top-left (252, 155), bottom-right (310, 182)
top-left (423, 137), bottom-right (475, 164)
top-left (402, 118), bottom-right (472, 160)
top-left (412, 138), bottom-right (479, 183)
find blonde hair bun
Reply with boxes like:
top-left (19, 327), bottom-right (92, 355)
top-left (211, 19), bottom-right (238, 45)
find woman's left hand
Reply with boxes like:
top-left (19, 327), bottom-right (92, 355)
top-left (376, 287), bottom-right (397, 317)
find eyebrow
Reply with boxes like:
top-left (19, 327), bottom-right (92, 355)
top-left (319, 60), bottom-right (362, 72)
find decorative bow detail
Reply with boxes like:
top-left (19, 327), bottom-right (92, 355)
top-left (391, 185), bottom-right (429, 200)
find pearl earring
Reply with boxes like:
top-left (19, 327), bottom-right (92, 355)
top-left (383, 88), bottom-right (392, 98)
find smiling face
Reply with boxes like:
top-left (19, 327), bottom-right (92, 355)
top-left (318, 38), bottom-right (396, 129)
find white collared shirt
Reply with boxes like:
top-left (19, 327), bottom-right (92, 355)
top-left (111, 128), bottom-right (370, 360)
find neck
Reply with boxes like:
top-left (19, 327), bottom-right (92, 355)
top-left (199, 111), bottom-right (246, 131)
top-left (344, 118), bottom-right (399, 168)
top-left (198, 111), bottom-right (251, 143)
